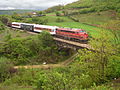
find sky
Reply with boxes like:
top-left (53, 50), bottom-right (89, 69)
top-left (0, 0), bottom-right (78, 10)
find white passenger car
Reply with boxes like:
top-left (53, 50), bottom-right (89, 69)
top-left (11, 22), bottom-right (22, 28)
top-left (34, 24), bottom-right (58, 35)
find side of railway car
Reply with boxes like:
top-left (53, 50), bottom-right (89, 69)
top-left (12, 22), bottom-right (22, 29)
top-left (56, 28), bottom-right (88, 41)
top-left (11, 22), bottom-right (58, 35)
top-left (21, 23), bottom-right (34, 31)
top-left (34, 24), bottom-right (58, 35)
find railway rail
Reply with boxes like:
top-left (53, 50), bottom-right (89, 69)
top-left (11, 27), bottom-right (92, 50)
top-left (8, 28), bottom-right (92, 69)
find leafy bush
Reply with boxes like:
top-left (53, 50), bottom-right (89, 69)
top-left (3, 38), bottom-right (33, 65)
top-left (56, 18), bottom-right (64, 22)
top-left (55, 11), bottom-right (61, 16)
top-left (0, 31), bottom-right (68, 65)
top-left (106, 56), bottom-right (120, 79)
top-left (31, 17), bottom-right (48, 24)
top-left (0, 57), bottom-right (13, 82)
top-left (79, 8), bottom-right (96, 14)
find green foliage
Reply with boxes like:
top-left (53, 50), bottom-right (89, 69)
top-left (3, 38), bottom-right (33, 64)
top-left (64, 0), bottom-right (120, 13)
top-left (76, 31), bottom-right (120, 83)
top-left (12, 12), bottom-right (23, 21)
top-left (56, 18), bottom-right (64, 22)
top-left (37, 11), bottom-right (43, 15)
top-left (100, 20), bottom-right (120, 30)
top-left (106, 56), bottom-right (120, 79)
top-left (36, 69), bottom-right (93, 89)
top-left (0, 57), bottom-right (13, 82)
top-left (55, 11), bottom-right (61, 16)
top-left (31, 17), bottom-right (48, 24)
top-left (0, 21), bottom-right (5, 31)
top-left (0, 15), bottom-right (11, 25)
top-left (79, 7), bottom-right (96, 14)
top-left (2, 69), bottom-right (41, 86)
top-left (45, 5), bottom-right (63, 13)
top-left (4, 33), bottom-right (12, 41)
top-left (0, 30), bottom-right (68, 65)
top-left (38, 31), bottom-right (55, 48)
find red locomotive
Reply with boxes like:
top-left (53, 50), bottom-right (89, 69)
top-left (56, 28), bottom-right (88, 41)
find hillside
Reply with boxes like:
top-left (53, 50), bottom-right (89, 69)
top-left (45, 0), bottom-right (120, 30)
top-left (0, 10), bottom-right (35, 15)
top-left (0, 0), bottom-right (120, 90)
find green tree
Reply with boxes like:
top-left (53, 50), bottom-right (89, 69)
top-left (55, 11), bottom-right (61, 16)
top-left (77, 30), bottom-right (119, 82)
top-left (0, 57), bottom-right (13, 82)
top-left (56, 18), bottom-right (64, 22)
top-left (0, 15), bottom-right (10, 25)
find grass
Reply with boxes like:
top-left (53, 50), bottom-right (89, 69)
top-left (0, 28), bottom-right (33, 42)
top-left (47, 21), bottom-right (113, 38)
top-left (72, 11), bottom-right (118, 25)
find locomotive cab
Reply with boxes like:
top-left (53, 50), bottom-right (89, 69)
top-left (77, 30), bottom-right (88, 41)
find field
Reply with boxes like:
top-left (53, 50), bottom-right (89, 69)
top-left (72, 11), bottom-right (117, 25)
top-left (0, 28), bottom-right (33, 43)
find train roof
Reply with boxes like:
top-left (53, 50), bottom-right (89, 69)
top-left (19, 22), bottom-right (35, 25)
top-left (12, 22), bottom-right (23, 24)
top-left (57, 28), bottom-right (85, 32)
top-left (34, 24), bottom-right (59, 29)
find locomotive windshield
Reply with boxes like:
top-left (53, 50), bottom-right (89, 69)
top-left (80, 30), bottom-right (85, 32)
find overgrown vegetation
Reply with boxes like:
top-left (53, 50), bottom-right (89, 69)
top-left (1, 32), bottom-right (119, 89)
top-left (0, 31), bottom-right (70, 65)
top-left (0, 0), bottom-right (120, 89)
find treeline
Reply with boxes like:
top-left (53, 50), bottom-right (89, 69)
top-left (0, 10), bottom-right (34, 15)
top-left (45, 0), bottom-right (120, 15)
top-left (45, 5), bottom-right (64, 13)
top-left (65, 0), bottom-right (120, 13)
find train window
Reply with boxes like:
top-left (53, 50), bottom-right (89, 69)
top-left (60, 30), bottom-right (75, 33)
top-left (80, 30), bottom-right (85, 32)
top-left (51, 29), bottom-right (54, 32)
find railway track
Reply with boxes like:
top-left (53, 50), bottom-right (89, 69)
top-left (10, 27), bottom-right (92, 50)
top-left (9, 28), bottom-right (92, 69)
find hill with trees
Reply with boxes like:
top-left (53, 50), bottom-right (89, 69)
top-left (0, 0), bottom-right (120, 89)
top-left (45, 0), bottom-right (120, 30)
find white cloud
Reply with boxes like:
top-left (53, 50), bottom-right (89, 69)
top-left (0, 0), bottom-right (78, 10)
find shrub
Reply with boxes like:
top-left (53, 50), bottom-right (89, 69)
top-left (0, 57), bottom-right (13, 82)
top-left (56, 18), bottom-right (64, 22)
top-left (3, 38), bottom-right (33, 65)
top-left (55, 11), bottom-right (61, 16)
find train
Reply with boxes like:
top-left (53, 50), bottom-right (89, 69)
top-left (10, 22), bottom-right (88, 42)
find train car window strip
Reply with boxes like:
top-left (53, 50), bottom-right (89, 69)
top-left (12, 24), bottom-right (20, 26)
top-left (35, 27), bottom-right (51, 31)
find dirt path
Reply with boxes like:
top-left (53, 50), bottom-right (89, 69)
top-left (110, 78), bottom-right (120, 90)
top-left (14, 53), bottom-right (78, 69)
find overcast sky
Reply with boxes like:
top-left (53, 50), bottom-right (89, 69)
top-left (0, 0), bottom-right (78, 10)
